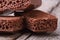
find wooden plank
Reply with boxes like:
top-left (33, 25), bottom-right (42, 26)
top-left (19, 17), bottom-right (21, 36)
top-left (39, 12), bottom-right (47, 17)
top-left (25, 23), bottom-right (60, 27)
top-left (17, 32), bottom-right (31, 40)
top-left (26, 33), bottom-right (49, 40)
top-left (16, 30), bottom-right (32, 40)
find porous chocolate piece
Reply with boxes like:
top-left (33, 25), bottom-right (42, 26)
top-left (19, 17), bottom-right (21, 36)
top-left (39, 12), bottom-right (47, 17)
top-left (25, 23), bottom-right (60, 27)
top-left (24, 10), bottom-right (57, 33)
top-left (0, 0), bottom-right (31, 12)
top-left (0, 16), bottom-right (23, 32)
top-left (8, 0), bottom-right (31, 11)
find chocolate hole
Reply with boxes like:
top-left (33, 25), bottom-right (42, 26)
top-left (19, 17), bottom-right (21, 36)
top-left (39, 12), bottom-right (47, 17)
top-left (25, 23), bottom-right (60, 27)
top-left (35, 27), bottom-right (37, 30)
top-left (10, 26), bottom-right (12, 28)
top-left (34, 24), bottom-right (36, 26)
top-left (16, 0), bottom-right (20, 3)
top-left (2, 26), bottom-right (5, 29)
top-left (0, 1), bottom-right (2, 3)
top-left (10, 1), bottom-right (12, 4)
top-left (0, 26), bottom-right (1, 28)
top-left (6, 26), bottom-right (9, 29)
top-left (33, 27), bottom-right (34, 29)
top-left (22, 1), bottom-right (24, 3)
top-left (13, 2), bottom-right (15, 4)
top-left (9, 21), bottom-right (12, 23)
top-left (18, 26), bottom-right (20, 28)
top-left (49, 24), bottom-right (51, 27)
top-left (42, 23), bottom-right (45, 25)
top-left (3, 0), bottom-right (4, 2)
top-left (5, 2), bottom-right (7, 4)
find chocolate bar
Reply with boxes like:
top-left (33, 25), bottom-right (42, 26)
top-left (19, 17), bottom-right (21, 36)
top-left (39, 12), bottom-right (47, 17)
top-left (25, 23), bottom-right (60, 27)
top-left (23, 10), bottom-right (57, 33)
top-left (0, 0), bottom-right (31, 12)
top-left (0, 16), bottom-right (24, 32)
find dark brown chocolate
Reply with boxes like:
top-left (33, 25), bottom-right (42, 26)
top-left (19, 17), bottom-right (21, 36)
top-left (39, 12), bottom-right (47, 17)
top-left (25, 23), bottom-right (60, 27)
top-left (0, 16), bottom-right (24, 32)
top-left (23, 10), bottom-right (57, 33)
top-left (0, 0), bottom-right (31, 12)
top-left (8, 0), bottom-right (31, 11)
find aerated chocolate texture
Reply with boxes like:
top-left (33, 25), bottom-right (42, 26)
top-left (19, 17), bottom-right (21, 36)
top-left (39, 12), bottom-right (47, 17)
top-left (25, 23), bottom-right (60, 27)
top-left (24, 10), bottom-right (57, 33)
top-left (0, 17), bottom-right (23, 32)
top-left (0, 0), bottom-right (31, 12)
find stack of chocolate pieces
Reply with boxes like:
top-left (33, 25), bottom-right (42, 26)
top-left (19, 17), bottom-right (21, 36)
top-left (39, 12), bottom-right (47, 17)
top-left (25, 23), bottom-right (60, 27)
top-left (0, 0), bottom-right (31, 32)
top-left (0, 0), bottom-right (57, 33)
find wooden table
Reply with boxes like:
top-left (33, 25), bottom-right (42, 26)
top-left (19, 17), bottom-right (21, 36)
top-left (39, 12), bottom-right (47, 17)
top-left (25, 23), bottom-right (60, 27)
top-left (0, 0), bottom-right (60, 40)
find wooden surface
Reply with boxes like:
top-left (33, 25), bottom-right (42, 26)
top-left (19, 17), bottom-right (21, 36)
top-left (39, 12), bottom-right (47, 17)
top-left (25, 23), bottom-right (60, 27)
top-left (0, 0), bottom-right (60, 40)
